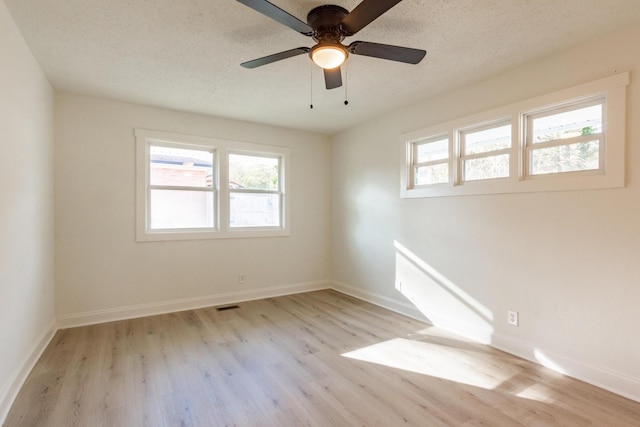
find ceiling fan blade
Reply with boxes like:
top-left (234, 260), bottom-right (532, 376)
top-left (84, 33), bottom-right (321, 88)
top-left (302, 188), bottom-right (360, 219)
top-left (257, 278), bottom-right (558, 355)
top-left (324, 67), bottom-right (343, 89)
top-left (340, 0), bottom-right (403, 35)
top-left (241, 47), bottom-right (310, 69)
top-left (348, 41), bottom-right (426, 64)
top-left (237, 0), bottom-right (313, 35)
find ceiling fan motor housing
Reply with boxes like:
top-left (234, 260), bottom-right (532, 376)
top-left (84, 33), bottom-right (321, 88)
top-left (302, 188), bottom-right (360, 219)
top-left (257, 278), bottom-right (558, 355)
top-left (307, 5), bottom-right (349, 44)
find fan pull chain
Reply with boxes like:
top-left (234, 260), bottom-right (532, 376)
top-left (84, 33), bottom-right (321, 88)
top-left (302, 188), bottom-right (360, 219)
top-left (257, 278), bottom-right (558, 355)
top-left (344, 62), bottom-right (349, 106)
top-left (310, 62), bottom-right (314, 109)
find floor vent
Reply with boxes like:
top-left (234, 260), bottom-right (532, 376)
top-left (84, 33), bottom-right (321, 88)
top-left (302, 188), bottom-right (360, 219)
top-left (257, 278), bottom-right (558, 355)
top-left (216, 305), bottom-right (240, 312)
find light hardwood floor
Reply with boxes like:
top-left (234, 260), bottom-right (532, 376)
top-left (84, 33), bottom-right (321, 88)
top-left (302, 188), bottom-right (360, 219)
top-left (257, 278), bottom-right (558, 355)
top-left (5, 290), bottom-right (640, 426)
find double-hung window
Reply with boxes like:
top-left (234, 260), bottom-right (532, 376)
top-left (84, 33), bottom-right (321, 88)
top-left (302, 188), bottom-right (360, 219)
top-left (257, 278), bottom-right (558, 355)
top-left (228, 152), bottom-right (283, 229)
top-left (147, 143), bottom-right (215, 231)
top-left (411, 136), bottom-right (450, 186)
top-left (525, 98), bottom-right (604, 176)
top-left (459, 121), bottom-right (511, 182)
top-left (136, 129), bottom-right (290, 241)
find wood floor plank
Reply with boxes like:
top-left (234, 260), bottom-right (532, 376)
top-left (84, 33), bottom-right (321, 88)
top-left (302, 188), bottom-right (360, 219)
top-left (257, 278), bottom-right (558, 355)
top-left (5, 290), bottom-right (640, 426)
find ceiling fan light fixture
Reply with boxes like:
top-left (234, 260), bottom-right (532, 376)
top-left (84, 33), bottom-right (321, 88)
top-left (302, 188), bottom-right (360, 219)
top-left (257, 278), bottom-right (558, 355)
top-left (310, 44), bottom-right (347, 69)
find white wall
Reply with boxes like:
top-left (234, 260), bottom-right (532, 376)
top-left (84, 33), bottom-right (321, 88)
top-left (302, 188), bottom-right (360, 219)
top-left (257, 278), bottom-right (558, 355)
top-left (331, 23), bottom-right (640, 401)
top-left (54, 94), bottom-right (331, 322)
top-left (0, 1), bottom-right (56, 420)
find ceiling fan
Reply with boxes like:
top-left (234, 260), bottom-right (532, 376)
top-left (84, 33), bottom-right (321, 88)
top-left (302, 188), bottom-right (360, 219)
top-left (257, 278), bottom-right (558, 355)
top-left (237, 0), bottom-right (427, 90)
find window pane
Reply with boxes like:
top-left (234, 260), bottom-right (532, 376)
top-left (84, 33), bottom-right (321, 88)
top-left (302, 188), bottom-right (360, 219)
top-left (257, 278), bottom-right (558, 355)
top-left (150, 145), bottom-right (213, 187)
top-left (230, 192), bottom-right (280, 228)
top-left (464, 154), bottom-right (510, 181)
top-left (532, 104), bottom-right (602, 143)
top-left (150, 189), bottom-right (214, 229)
top-left (416, 138), bottom-right (448, 163)
top-left (229, 154), bottom-right (279, 190)
top-left (464, 124), bottom-right (511, 155)
top-left (415, 163), bottom-right (448, 185)
top-left (530, 140), bottom-right (599, 175)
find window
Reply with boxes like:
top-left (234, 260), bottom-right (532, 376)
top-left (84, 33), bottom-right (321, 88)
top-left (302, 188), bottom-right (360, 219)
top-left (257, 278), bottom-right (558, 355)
top-left (459, 121), bottom-right (511, 182)
top-left (401, 72), bottom-right (628, 198)
top-left (525, 98), bottom-right (603, 176)
top-left (148, 144), bottom-right (215, 230)
top-left (410, 136), bottom-right (449, 186)
top-left (228, 152), bottom-right (282, 228)
top-left (136, 129), bottom-right (290, 241)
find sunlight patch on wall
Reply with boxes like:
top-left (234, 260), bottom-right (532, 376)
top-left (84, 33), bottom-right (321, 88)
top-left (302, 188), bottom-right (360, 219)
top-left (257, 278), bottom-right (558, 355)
top-left (394, 240), bottom-right (494, 343)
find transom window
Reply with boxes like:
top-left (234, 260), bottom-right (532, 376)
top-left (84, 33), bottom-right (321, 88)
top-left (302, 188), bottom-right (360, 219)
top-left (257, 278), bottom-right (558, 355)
top-left (525, 98), bottom-right (603, 176)
top-left (459, 121), bottom-right (511, 182)
top-left (136, 129), bottom-right (290, 241)
top-left (401, 72), bottom-right (627, 198)
top-left (412, 136), bottom-right (449, 186)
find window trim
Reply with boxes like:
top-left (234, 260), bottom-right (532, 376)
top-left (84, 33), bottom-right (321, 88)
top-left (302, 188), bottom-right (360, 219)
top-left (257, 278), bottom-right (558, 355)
top-left (136, 129), bottom-right (290, 241)
top-left (400, 72), bottom-right (628, 198)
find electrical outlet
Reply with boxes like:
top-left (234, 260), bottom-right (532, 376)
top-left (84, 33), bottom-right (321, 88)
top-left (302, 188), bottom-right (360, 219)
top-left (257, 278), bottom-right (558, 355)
top-left (507, 310), bottom-right (519, 326)
top-left (239, 274), bottom-right (245, 284)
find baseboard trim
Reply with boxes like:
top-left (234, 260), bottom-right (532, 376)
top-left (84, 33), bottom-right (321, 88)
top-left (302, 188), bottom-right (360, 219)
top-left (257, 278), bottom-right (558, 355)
top-left (331, 280), bottom-right (429, 322)
top-left (491, 333), bottom-right (640, 403)
top-left (331, 280), bottom-right (494, 344)
top-left (57, 280), bottom-right (330, 329)
top-left (0, 319), bottom-right (57, 425)
top-left (331, 280), bottom-right (640, 404)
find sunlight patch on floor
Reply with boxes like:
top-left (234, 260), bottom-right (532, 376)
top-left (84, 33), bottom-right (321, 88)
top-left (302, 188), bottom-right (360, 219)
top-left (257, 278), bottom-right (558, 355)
top-left (343, 337), bottom-right (558, 403)
top-left (343, 337), bottom-right (507, 390)
top-left (534, 348), bottom-right (568, 375)
top-left (515, 383), bottom-right (558, 403)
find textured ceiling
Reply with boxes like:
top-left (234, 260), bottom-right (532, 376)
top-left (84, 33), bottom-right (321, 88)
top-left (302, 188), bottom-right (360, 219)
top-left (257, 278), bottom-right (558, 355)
top-left (5, 0), bottom-right (640, 135)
